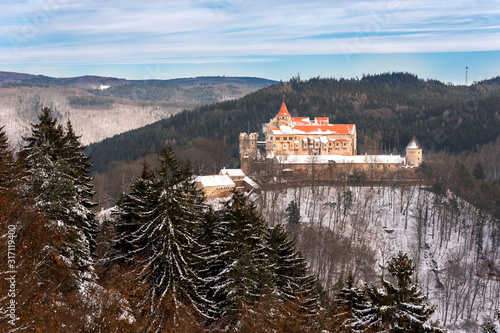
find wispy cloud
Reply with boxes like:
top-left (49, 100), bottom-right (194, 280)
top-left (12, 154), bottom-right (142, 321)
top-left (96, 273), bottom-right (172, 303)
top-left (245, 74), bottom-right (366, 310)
top-left (1, 0), bottom-right (499, 78)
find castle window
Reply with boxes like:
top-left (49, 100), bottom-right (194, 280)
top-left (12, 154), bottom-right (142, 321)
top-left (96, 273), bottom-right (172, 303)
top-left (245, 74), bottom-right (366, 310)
top-left (284, 137), bottom-right (287, 140)
top-left (276, 137), bottom-right (280, 140)
top-left (336, 142), bottom-right (339, 146)
top-left (289, 137), bottom-right (293, 140)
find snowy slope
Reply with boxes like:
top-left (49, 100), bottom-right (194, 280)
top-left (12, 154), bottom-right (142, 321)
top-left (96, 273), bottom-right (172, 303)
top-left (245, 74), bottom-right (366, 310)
top-left (257, 184), bottom-right (500, 332)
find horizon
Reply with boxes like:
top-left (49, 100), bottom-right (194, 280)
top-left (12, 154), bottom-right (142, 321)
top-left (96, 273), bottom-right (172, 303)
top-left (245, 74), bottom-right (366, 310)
top-left (2, 1), bottom-right (500, 84)
top-left (2, 65), bottom-right (499, 86)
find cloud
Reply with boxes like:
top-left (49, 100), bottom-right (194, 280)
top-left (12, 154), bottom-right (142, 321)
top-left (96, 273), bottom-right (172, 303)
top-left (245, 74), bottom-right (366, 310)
top-left (1, 0), bottom-right (500, 66)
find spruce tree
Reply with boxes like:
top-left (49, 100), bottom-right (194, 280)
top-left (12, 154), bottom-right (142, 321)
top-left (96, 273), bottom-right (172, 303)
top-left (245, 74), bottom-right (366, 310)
top-left (63, 120), bottom-right (98, 253)
top-left (0, 126), bottom-right (15, 190)
top-left (265, 223), bottom-right (319, 328)
top-left (21, 108), bottom-right (95, 286)
top-left (124, 145), bottom-right (210, 329)
top-left (196, 207), bottom-right (228, 319)
top-left (285, 200), bottom-right (301, 238)
top-left (365, 251), bottom-right (437, 332)
top-left (334, 272), bottom-right (376, 331)
top-left (113, 161), bottom-right (158, 259)
top-left (219, 191), bottom-right (274, 322)
top-left (473, 162), bottom-right (486, 181)
top-left (265, 223), bottom-right (318, 307)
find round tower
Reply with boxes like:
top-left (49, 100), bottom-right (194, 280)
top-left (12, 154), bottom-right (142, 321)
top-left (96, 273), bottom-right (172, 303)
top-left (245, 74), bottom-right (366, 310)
top-left (406, 135), bottom-right (422, 167)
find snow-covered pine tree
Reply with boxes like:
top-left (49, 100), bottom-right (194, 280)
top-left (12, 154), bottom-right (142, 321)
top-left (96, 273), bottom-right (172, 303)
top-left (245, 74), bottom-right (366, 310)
top-left (218, 191), bottom-right (274, 322)
top-left (0, 126), bottom-right (15, 190)
top-left (63, 120), bottom-right (98, 253)
top-left (334, 272), bottom-right (376, 331)
top-left (127, 145), bottom-right (210, 330)
top-left (20, 107), bottom-right (94, 286)
top-left (265, 223), bottom-right (319, 328)
top-left (112, 161), bottom-right (158, 260)
top-left (365, 251), bottom-right (438, 332)
top-left (266, 224), bottom-right (318, 305)
top-left (194, 207), bottom-right (228, 320)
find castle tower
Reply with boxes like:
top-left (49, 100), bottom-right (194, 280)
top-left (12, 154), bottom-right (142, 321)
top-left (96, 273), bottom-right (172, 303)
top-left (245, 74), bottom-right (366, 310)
top-left (267, 101), bottom-right (292, 129)
top-left (276, 101), bottom-right (292, 127)
top-left (406, 135), bottom-right (422, 167)
top-left (239, 132), bottom-right (258, 174)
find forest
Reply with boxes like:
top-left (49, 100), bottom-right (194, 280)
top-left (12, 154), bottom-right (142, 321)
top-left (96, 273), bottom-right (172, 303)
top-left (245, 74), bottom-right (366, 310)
top-left (86, 72), bottom-right (500, 177)
top-left (1, 107), bottom-right (499, 332)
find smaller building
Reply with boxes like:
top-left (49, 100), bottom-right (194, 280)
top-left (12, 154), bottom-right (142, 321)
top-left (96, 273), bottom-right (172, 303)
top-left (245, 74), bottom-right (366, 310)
top-left (195, 169), bottom-right (259, 199)
top-left (220, 168), bottom-right (259, 194)
top-left (219, 167), bottom-right (245, 181)
top-left (195, 174), bottom-right (235, 199)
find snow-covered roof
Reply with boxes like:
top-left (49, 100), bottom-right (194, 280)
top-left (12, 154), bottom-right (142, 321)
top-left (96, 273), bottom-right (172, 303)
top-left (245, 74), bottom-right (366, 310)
top-left (219, 168), bottom-right (245, 177)
top-left (243, 176), bottom-right (259, 189)
top-left (271, 124), bottom-right (355, 135)
top-left (195, 175), bottom-right (235, 188)
top-left (274, 154), bottom-right (404, 165)
top-left (406, 135), bottom-right (422, 149)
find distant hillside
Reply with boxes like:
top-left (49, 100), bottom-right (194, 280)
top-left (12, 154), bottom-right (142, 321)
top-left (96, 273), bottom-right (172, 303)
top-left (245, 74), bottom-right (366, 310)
top-left (0, 84), bottom-right (187, 145)
top-left (0, 71), bottom-right (277, 91)
top-left (86, 72), bottom-right (500, 173)
top-left (0, 72), bottom-right (277, 145)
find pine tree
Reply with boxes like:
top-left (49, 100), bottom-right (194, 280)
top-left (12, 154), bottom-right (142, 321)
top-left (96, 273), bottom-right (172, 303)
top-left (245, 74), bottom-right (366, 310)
top-left (123, 145), bottom-right (210, 330)
top-left (218, 191), bottom-right (274, 322)
top-left (482, 319), bottom-right (498, 333)
top-left (265, 223), bottom-right (318, 305)
top-left (334, 272), bottom-right (376, 331)
top-left (63, 120), bottom-right (98, 253)
top-left (265, 223), bottom-right (319, 328)
top-left (195, 207), bottom-right (228, 320)
top-left (285, 200), bottom-right (301, 238)
top-left (365, 251), bottom-right (437, 332)
top-left (473, 162), bottom-right (486, 181)
top-left (0, 126), bottom-right (15, 190)
top-left (20, 108), bottom-right (95, 286)
top-left (113, 161), bottom-right (158, 259)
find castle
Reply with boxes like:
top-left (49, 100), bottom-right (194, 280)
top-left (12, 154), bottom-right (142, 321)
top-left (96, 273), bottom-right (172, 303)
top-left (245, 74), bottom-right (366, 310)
top-left (240, 102), bottom-right (422, 178)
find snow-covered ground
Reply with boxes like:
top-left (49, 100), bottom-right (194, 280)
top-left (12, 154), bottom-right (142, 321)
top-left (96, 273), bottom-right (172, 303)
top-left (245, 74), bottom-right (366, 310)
top-left (256, 184), bottom-right (500, 332)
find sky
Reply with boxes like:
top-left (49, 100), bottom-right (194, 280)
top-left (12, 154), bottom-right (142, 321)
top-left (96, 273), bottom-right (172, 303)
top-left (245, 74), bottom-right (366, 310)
top-left (1, 0), bottom-right (500, 84)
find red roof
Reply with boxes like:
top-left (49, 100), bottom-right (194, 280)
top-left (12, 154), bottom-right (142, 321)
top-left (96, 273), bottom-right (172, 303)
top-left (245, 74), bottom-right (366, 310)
top-left (277, 101), bottom-right (291, 117)
top-left (292, 124), bottom-right (355, 134)
top-left (271, 124), bottom-right (355, 135)
top-left (314, 117), bottom-right (329, 125)
top-left (292, 117), bottom-right (311, 125)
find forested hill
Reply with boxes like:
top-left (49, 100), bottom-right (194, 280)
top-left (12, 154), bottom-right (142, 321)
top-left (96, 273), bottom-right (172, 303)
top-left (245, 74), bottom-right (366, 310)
top-left (86, 72), bottom-right (500, 173)
top-left (0, 71), bottom-right (276, 92)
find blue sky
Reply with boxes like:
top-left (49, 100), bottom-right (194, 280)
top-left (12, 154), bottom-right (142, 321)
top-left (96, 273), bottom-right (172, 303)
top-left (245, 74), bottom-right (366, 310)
top-left (1, 0), bottom-right (500, 84)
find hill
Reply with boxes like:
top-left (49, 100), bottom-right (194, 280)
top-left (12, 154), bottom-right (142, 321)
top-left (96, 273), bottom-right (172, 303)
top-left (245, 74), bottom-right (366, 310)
top-left (0, 72), bottom-right (277, 144)
top-left (86, 72), bottom-right (500, 173)
top-left (0, 71), bottom-right (276, 90)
